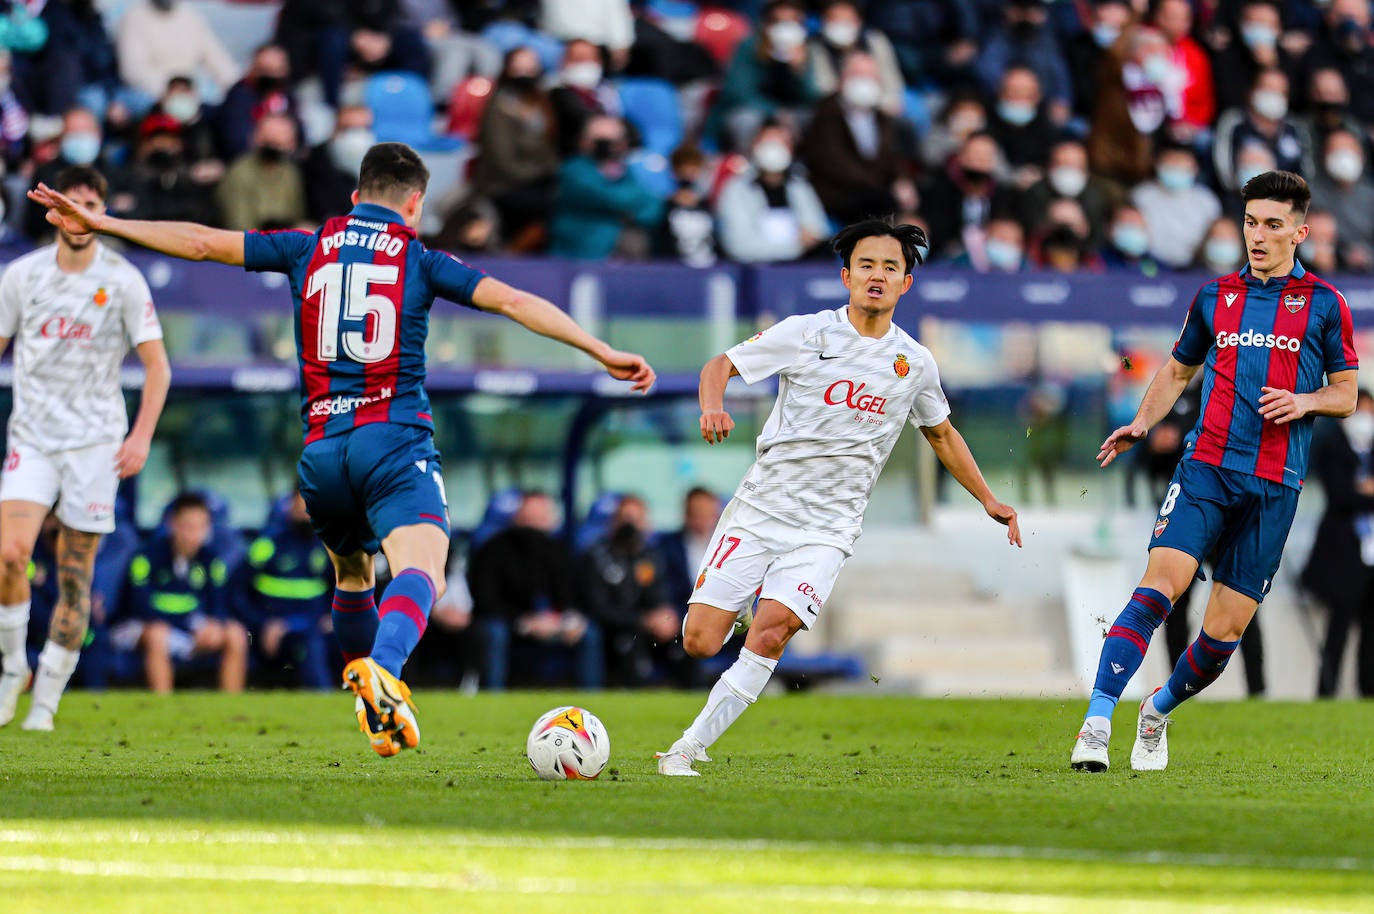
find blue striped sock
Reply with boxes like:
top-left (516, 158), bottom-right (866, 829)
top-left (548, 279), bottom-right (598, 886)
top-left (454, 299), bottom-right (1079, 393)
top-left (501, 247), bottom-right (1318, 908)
top-left (1154, 629), bottom-right (1240, 715)
top-left (332, 588), bottom-right (377, 663)
top-left (1086, 587), bottom-right (1172, 720)
top-left (370, 570), bottom-right (436, 678)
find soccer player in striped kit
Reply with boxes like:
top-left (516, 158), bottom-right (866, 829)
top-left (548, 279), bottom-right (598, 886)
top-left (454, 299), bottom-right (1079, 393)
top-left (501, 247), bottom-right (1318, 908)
top-left (30, 143), bottom-right (656, 756)
top-left (1073, 171), bottom-right (1359, 772)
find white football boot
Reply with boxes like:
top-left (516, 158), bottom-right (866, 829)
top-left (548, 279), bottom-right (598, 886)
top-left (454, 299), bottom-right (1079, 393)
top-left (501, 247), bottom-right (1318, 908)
top-left (1130, 690), bottom-right (1170, 771)
top-left (655, 740), bottom-right (701, 776)
top-left (1070, 723), bottom-right (1110, 772)
top-left (21, 706), bottom-right (54, 731)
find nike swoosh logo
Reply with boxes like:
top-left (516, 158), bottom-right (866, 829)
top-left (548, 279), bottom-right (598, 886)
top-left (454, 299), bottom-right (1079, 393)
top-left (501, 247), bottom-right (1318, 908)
top-left (818, 353), bottom-right (842, 360)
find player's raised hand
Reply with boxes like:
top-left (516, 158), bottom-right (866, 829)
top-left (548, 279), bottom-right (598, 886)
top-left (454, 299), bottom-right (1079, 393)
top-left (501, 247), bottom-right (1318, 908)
top-left (1259, 386), bottom-right (1307, 425)
top-left (27, 183), bottom-right (104, 236)
top-left (700, 409), bottom-right (734, 444)
top-left (984, 499), bottom-right (1022, 547)
top-left (600, 348), bottom-right (656, 393)
top-left (1097, 422), bottom-right (1148, 468)
top-left (115, 432), bottom-right (151, 479)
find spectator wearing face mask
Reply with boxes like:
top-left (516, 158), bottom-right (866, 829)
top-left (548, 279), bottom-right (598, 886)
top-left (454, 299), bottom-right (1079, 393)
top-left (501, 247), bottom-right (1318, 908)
top-left (25, 106), bottom-right (104, 238)
top-left (157, 76), bottom-right (222, 183)
top-left (1310, 128), bottom-right (1374, 272)
top-left (1149, 0), bottom-right (1213, 142)
top-left (216, 44), bottom-right (301, 162)
top-left (549, 114), bottom-right (663, 260)
top-left (550, 39), bottom-right (622, 158)
top-left (716, 121), bottom-right (829, 264)
top-left (1297, 67), bottom-right (1365, 179)
top-left (656, 144), bottom-right (718, 268)
top-left (798, 50), bottom-right (911, 226)
top-left (1302, 389), bottom-right (1374, 698)
top-left (1212, 66), bottom-right (1307, 193)
top-left (474, 46), bottom-right (561, 246)
top-left (1307, 0), bottom-right (1374, 124)
top-left (1088, 24), bottom-right (1173, 188)
top-left (921, 91), bottom-right (988, 171)
top-left (948, 214), bottom-right (1026, 272)
top-left (216, 112), bottom-right (307, 231)
top-left (974, 0), bottom-right (1073, 124)
top-left (1065, 0), bottom-right (1133, 124)
top-left (1302, 209), bottom-right (1347, 275)
top-left (1192, 215), bottom-right (1246, 276)
top-left (115, 0), bottom-right (238, 110)
top-left (922, 130), bottom-right (1015, 261)
top-left (1130, 142), bottom-right (1220, 269)
top-left (987, 66), bottom-right (1059, 187)
top-left (1100, 203), bottom-right (1162, 276)
top-left (807, 0), bottom-right (905, 117)
top-left (706, 0), bottom-right (820, 151)
top-left (109, 113), bottom-right (220, 224)
top-left (302, 104), bottom-right (375, 223)
top-left (1209, 0), bottom-right (1303, 113)
top-left (1018, 138), bottom-right (1114, 249)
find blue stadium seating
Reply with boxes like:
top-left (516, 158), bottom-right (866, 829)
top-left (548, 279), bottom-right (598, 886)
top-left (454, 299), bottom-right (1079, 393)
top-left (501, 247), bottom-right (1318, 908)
top-left (575, 490), bottom-right (626, 554)
top-left (618, 77), bottom-right (684, 158)
top-left (364, 72), bottom-right (463, 152)
top-left (469, 487), bottom-right (525, 549)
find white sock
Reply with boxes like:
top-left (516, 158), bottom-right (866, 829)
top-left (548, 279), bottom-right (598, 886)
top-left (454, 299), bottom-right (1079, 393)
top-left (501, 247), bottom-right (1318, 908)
top-left (29, 641), bottom-right (79, 715)
top-left (1143, 694), bottom-right (1167, 720)
top-left (1084, 715), bottom-right (1111, 738)
top-left (681, 648), bottom-right (778, 754)
top-left (0, 602), bottom-right (30, 673)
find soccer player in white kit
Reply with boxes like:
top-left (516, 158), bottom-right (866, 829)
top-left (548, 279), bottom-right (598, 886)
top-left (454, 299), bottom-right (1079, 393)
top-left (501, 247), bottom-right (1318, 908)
top-left (0, 167), bottom-right (170, 730)
top-left (656, 219), bottom-right (1022, 776)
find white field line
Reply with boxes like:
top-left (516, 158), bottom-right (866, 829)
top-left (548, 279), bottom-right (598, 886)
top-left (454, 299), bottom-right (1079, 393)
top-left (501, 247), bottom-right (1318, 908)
top-left (0, 854), bottom-right (1353, 914)
top-left (0, 825), bottom-right (1370, 874)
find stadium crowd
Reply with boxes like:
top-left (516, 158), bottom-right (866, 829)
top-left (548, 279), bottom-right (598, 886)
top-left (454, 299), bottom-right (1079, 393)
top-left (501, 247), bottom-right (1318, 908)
top-left (2, 0), bottom-right (1374, 273)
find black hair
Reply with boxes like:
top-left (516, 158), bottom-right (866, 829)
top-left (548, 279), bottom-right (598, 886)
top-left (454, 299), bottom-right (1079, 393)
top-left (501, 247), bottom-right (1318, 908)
top-left (831, 217), bottom-right (929, 275)
top-left (358, 142), bottom-right (429, 200)
top-left (54, 165), bottom-right (107, 200)
top-left (1242, 170), bottom-right (1310, 219)
top-left (167, 491), bottom-right (211, 518)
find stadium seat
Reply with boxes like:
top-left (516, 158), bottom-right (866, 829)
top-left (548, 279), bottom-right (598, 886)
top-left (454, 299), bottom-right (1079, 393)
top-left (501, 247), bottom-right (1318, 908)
top-left (470, 488), bottom-right (525, 549)
top-left (575, 491), bottom-right (625, 554)
top-left (479, 21), bottom-right (565, 75)
top-left (626, 150), bottom-right (676, 198)
top-left (617, 77), bottom-right (684, 158)
top-left (693, 7), bottom-right (752, 67)
top-left (189, 0), bottom-right (279, 73)
top-left (364, 71), bottom-right (463, 152)
top-left (445, 75), bottom-right (495, 141)
top-left (903, 88), bottom-right (932, 138)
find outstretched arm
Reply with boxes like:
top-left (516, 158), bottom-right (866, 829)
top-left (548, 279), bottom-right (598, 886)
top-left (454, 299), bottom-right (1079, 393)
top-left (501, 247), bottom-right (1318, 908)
top-left (1098, 356), bottom-right (1201, 468)
top-left (920, 418), bottom-right (1022, 547)
top-left (27, 183), bottom-right (245, 265)
top-left (470, 276), bottom-right (655, 392)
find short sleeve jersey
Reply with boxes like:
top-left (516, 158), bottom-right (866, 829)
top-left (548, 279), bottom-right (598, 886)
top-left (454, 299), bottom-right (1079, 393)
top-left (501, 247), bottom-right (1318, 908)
top-left (726, 307), bottom-right (950, 551)
top-left (242, 202), bottom-right (485, 443)
top-left (1172, 260), bottom-right (1359, 489)
top-left (0, 242), bottom-right (163, 451)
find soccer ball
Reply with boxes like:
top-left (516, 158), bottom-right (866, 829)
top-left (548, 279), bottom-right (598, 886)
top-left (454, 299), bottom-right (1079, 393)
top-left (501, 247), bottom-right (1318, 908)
top-left (526, 706), bottom-right (611, 781)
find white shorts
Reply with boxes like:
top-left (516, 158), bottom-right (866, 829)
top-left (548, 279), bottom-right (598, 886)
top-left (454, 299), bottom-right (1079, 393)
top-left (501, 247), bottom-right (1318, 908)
top-left (687, 499), bottom-right (847, 630)
top-left (0, 440), bottom-right (119, 533)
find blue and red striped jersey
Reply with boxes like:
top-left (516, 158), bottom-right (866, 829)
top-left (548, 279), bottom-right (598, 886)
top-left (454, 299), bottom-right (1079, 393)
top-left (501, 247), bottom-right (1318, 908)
top-left (1172, 259), bottom-right (1358, 489)
top-left (243, 203), bottom-right (484, 443)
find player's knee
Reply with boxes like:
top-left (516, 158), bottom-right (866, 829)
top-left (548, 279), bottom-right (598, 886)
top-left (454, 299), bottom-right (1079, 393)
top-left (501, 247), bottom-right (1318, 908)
top-left (681, 626), bottom-right (722, 659)
top-left (0, 541), bottom-right (31, 577)
top-left (142, 622), bottom-right (170, 653)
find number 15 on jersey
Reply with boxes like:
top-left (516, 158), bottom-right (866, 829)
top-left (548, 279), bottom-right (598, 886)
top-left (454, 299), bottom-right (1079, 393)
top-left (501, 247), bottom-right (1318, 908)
top-left (307, 262), bottom-right (399, 364)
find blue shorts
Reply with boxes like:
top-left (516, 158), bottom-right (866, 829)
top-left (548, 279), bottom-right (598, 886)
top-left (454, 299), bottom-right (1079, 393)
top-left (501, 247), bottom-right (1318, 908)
top-left (1148, 459), bottom-right (1299, 603)
top-left (297, 424), bottom-right (450, 556)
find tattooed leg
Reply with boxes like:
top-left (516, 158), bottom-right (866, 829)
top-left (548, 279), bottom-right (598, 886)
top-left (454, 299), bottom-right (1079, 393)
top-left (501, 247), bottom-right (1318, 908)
top-left (49, 526), bottom-right (101, 650)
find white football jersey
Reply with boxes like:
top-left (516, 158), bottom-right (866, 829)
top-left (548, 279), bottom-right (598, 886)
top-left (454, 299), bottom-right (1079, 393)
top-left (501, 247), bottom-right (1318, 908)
top-left (0, 243), bottom-right (163, 452)
top-left (726, 307), bottom-right (950, 552)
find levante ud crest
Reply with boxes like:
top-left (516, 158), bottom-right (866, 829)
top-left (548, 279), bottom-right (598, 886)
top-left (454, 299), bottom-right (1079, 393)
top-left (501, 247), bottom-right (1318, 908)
top-left (1283, 293), bottom-right (1307, 313)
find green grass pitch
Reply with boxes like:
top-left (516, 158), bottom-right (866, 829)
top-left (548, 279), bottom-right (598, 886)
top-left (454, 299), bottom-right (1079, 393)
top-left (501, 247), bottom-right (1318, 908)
top-left (2, 690), bottom-right (1373, 913)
